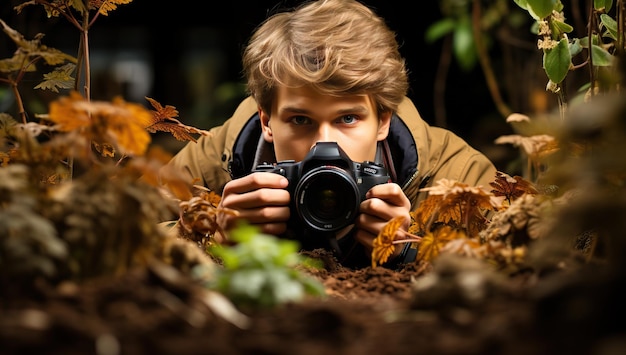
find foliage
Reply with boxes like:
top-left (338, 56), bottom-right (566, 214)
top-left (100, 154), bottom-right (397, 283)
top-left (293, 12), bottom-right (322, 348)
top-left (372, 0), bottom-right (626, 277)
top-left (512, 0), bottom-right (618, 116)
top-left (197, 223), bottom-right (326, 309)
top-left (371, 172), bottom-right (543, 271)
top-left (426, 0), bottom-right (622, 129)
top-left (0, 1), bottom-right (218, 300)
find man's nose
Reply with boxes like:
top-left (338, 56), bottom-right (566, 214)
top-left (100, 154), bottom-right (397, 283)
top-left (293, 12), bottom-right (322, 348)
top-left (312, 123), bottom-right (335, 143)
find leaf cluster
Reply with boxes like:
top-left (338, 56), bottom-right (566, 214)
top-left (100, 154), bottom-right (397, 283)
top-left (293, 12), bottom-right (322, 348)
top-left (199, 223), bottom-right (326, 310)
top-left (371, 172), bottom-right (546, 272)
top-left (514, 0), bottom-right (615, 89)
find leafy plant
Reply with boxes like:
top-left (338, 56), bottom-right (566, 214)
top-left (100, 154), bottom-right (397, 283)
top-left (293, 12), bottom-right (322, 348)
top-left (0, 1), bottom-right (216, 295)
top-left (371, 172), bottom-right (545, 272)
top-left (196, 223), bottom-right (326, 309)
top-left (426, 1), bottom-right (622, 130)
top-left (373, 0), bottom-right (626, 276)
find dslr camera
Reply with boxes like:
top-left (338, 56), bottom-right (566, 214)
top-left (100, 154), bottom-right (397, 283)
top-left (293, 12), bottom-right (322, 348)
top-left (253, 142), bottom-right (390, 233)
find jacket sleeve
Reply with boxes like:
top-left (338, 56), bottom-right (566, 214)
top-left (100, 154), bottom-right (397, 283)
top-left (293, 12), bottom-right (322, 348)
top-left (425, 126), bottom-right (497, 189)
top-left (161, 97), bottom-right (258, 193)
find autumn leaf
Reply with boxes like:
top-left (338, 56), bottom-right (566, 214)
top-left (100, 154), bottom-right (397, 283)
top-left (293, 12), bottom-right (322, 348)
top-left (145, 97), bottom-right (210, 143)
top-left (90, 0), bottom-right (134, 16)
top-left (371, 215), bottom-right (406, 267)
top-left (35, 63), bottom-right (76, 92)
top-left (417, 225), bottom-right (463, 262)
top-left (179, 189), bottom-right (237, 244)
top-left (15, 0), bottom-right (134, 17)
top-left (409, 194), bottom-right (443, 234)
top-left (205, 190), bottom-right (222, 208)
top-left (490, 171), bottom-right (538, 204)
top-left (92, 142), bottom-right (115, 158)
top-left (0, 19), bottom-right (76, 67)
top-left (48, 91), bottom-right (152, 156)
top-left (440, 237), bottom-right (483, 258)
top-left (494, 134), bottom-right (558, 159)
top-left (0, 52), bottom-right (37, 73)
top-left (418, 179), bottom-right (503, 237)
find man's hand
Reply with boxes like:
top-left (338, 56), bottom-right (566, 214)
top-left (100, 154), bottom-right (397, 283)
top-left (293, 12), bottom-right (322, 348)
top-left (354, 183), bottom-right (411, 258)
top-left (216, 172), bottom-right (291, 242)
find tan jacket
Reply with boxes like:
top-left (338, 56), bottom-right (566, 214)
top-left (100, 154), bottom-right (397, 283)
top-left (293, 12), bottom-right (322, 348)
top-left (166, 96), bottom-right (496, 208)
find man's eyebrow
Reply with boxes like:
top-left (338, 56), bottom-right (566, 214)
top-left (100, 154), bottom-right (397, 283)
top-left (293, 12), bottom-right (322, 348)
top-left (279, 106), bottom-right (310, 115)
top-left (278, 105), bottom-right (369, 115)
top-left (336, 106), bottom-right (369, 114)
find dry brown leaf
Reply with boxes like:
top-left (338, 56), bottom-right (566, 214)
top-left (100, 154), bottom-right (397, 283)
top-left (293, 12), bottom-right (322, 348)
top-left (144, 97), bottom-right (210, 143)
top-left (418, 179), bottom-right (501, 237)
top-left (490, 170), bottom-right (538, 204)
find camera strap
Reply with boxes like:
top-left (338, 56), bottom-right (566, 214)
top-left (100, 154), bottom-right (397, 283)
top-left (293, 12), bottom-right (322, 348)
top-left (251, 134), bottom-right (276, 169)
top-left (377, 140), bottom-right (397, 182)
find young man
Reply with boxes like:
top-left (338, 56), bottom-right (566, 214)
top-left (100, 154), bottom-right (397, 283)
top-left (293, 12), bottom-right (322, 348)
top-left (163, 0), bottom-right (497, 268)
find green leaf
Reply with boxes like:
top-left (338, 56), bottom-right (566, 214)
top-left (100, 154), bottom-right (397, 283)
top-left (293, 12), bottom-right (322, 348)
top-left (527, 0), bottom-right (557, 19)
top-left (594, 0), bottom-right (613, 12)
top-left (590, 44), bottom-right (613, 66)
top-left (452, 19), bottom-right (477, 71)
top-left (551, 19), bottom-right (574, 35)
top-left (569, 38), bottom-right (583, 57)
top-left (425, 18), bottom-right (456, 43)
top-left (543, 38), bottom-right (571, 83)
top-left (600, 14), bottom-right (618, 40)
top-left (204, 222), bottom-right (326, 309)
top-left (513, 0), bottom-right (529, 10)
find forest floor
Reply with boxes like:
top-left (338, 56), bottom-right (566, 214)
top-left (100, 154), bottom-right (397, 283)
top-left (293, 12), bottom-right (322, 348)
top-left (2, 245), bottom-right (625, 355)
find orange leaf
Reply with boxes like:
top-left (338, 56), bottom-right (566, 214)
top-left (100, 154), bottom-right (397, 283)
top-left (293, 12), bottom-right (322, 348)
top-left (145, 97), bottom-right (210, 143)
top-left (48, 92), bottom-right (152, 156)
top-left (107, 97), bottom-right (152, 156)
top-left (371, 216), bottom-right (405, 267)
top-left (410, 194), bottom-right (443, 234)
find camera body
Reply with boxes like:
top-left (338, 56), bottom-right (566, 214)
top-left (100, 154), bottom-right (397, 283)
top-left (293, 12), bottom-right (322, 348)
top-left (253, 142), bottom-right (390, 233)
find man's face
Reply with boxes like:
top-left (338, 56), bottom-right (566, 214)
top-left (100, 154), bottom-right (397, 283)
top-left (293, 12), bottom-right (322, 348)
top-left (259, 84), bottom-right (391, 163)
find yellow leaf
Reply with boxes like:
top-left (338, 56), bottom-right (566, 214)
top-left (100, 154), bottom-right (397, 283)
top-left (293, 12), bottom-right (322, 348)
top-left (105, 97), bottom-right (152, 156)
top-left (34, 63), bottom-right (76, 93)
top-left (371, 216), bottom-right (405, 267)
top-left (89, 0), bottom-right (134, 16)
top-left (410, 194), bottom-right (442, 233)
top-left (416, 226), bottom-right (462, 262)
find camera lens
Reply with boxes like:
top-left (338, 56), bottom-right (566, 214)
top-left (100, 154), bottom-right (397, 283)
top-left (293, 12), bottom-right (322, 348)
top-left (294, 166), bottom-right (360, 232)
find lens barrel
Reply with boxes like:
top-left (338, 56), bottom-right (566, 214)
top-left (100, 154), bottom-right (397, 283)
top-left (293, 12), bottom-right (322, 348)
top-left (294, 166), bottom-right (359, 232)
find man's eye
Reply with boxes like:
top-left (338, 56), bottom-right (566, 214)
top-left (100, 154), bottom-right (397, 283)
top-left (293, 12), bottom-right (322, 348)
top-left (340, 115), bottom-right (358, 124)
top-left (291, 116), bottom-right (310, 125)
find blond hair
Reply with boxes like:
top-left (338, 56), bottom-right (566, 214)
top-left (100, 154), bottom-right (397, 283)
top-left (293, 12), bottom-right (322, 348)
top-left (242, 0), bottom-right (408, 115)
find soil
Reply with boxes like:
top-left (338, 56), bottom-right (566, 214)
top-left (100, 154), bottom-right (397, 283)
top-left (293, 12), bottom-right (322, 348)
top-left (2, 245), bottom-right (625, 355)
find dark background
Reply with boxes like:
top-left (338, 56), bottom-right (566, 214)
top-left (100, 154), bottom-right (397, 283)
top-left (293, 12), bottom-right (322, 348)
top-left (1, 1), bottom-right (523, 170)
